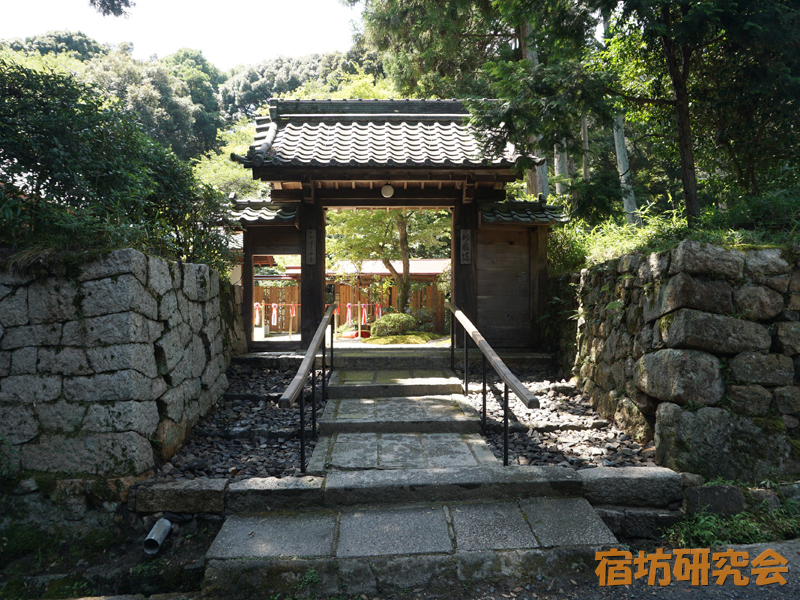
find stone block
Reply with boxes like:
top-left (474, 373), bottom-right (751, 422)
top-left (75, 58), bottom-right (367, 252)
top-left (208, 269), bottom-right (220, 298)
top-left (633, 327), bottom-right (653, 360)
top-left (156, 378), bottom-right (200, 422)
top-left (0, 272), bottom-right (34, 287)
top-left (83, 401), bottom-right (160, 436)
top-left (661, 309), bottom-right (771, 354)
top-left (669, 240), bottom-right (744, 279)
top-left (194, 264), bottom-right (212, 301)
top-left (1, 323), bottom-right (62, 350)
top-left (159, 290), bottom-right (178, 322)
top-left (81, 274), bottom-right (158, 320)
top-left (27, 278), bottom-right (79, 324)
top-left (36, 347), bottom-right (92, 376)
top-left (62, 312), bottom-right (154, 347)
top-left (790, 294), bottom-right (800, 311)
top-left (637, 251), bottom-right (670, 283)
top-left (182, 264), bottom-right (199, 300)
top-left (766, 274), bottom-right (791, 293)
top-left (727, 385), bottom-right (772, 416)
top-left (681, 473), bottom-right (703, 487)
top-left (655, 402), bottom-right (791, 481)
top-left (226, 476), bottom-right (324, 512)
top-left (730, 352), bottom-right (795, 386)
top-left (86, 343), bottom-right (157, 378)
top-left (20, 431), bottom-right (154, 476)
top-left (745, 248), bottom-right (791, 277)
top-left (684, 485), bottom-right (747, 516)
top-left (155, 416), bottom-right (190, 460)
top-left (63, 370), bottom-right (153, 403)
top-left (0, 405), bottom-right (39, 444)
top-left (579, 466), bottom-right (683, 508)
top-left (774, 386), bottom-right (800, 416)
top-left (170, 261), bottom-right (182, 290)
top-left (635, 349), bottom-right (723, 406)
top-left (171, 333), bottom-right (206, 384)
top-left (35, 401), bottom-right (87, 433)
top-left (734, 285), bottom-right (784, 320)
top-left (0, 351), bottom-right (10, 378)
top-left (614, 397), bottom-right (654, 443)
top-left (10, 347), bottom-right (37, 375)
top-left (136, 478), bottom-right (228, 513)
top-left (0, 284), bottom-right (11, 303)
top-left (78, 248), bottom-right (147, 285)
top-left (643, 273), bottom-right (733, 323)
top-left (0, 374), bottom-right (62, 403)
top-left (776, 322), bottom-right (800, 355)
top-left (792, 271), bottom-right (800, 293)
top-left (0, 287), bottom-right (28, 327)
top-left (595, 361), bottom-right (614, 392)
top-left (611, 360), bottom-right (626, 390)
top-left (147, 255), bottom-right (172, 297)
top-left (154, 323), bottom-right (191, 374)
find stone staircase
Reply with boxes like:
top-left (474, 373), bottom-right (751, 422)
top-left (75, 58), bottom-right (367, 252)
top-left (202, 351), bottom-right (620, 597)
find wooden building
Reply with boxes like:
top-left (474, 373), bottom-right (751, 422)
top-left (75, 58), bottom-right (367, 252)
top-left (232, 99), bottom-right (567, 350)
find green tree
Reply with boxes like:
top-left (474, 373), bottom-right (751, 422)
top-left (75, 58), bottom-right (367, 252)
top-left (193, 118), bottom-right (270, 198)
top-left (0, 56), bottom-right (233, 272)
top-left (88, 0), bottom-right (134, 17)
top-left (1, 30), bottom-right (107, 61)
top-left (162, 48), bottom-right (226, 154)
top-left (327, 210), bottom-right (449, 312)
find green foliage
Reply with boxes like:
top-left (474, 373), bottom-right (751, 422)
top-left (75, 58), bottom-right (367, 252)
top-left (88, 0), bottom-right (134, 17)
top-left (193, 117), bottom-right (270, 198)
top-left (0, 57), bottom-right (234, 273)
top-left (364, 331), bottom-right (444, 345)
top-left (1, 30), bottom-right (107, 61)
top-left (667, 500), bottom-right (800, 548)
top-left (371, 313), bottom-right (416, 336)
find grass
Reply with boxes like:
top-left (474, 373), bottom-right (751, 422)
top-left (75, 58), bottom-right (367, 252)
top-left (363, 332), bottom-right (447, 345)
top-left (666, 501), bottom-right (800, 548)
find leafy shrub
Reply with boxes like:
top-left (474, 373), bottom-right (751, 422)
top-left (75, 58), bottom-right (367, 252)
top-left (371, 313), bottom-right (416, 337)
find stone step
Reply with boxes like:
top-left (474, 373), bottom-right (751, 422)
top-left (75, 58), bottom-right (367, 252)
top-left (306, 433), bottom-right (497, 475)
top-left (328, 348), bottom-right (556, 371)
top-left (327, 369), bottom-right (462, 399)
top-left (203, 497), bottom-right (616, 597)
top-left (318, 394), bottom-right (481, 435)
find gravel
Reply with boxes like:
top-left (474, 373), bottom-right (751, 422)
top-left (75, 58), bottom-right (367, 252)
top-left (152, 362), bottom-right (653, 483)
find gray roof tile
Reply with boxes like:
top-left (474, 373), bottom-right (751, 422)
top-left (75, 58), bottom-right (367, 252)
top-left (234, 99), bottom-right (518, 170)
top-left (480, 202), bottom-right (569, 226)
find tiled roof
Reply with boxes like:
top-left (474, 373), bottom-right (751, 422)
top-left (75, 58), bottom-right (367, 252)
top-left (232, 99), bottom-right (518, 170)
top-left (480, 202), bottom-right (569, 226)
top-left (229, 201), bottom-right (297, 227)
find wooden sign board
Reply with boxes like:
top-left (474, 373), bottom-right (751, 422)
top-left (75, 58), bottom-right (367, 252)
top-left (460, 229), bottom-right (472, 265)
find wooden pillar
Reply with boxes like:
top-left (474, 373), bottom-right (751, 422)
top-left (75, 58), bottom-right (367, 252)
top-left (452, 199), bottom-right (478, 346)
top-left (529, 226), bottom-right (548, 348)
top-left (300, 200), bottom-right (325, 348)
top-left (243, 228), bottom-right (254, 349)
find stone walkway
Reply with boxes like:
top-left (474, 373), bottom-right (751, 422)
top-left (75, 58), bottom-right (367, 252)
top-left (203, 356), bottom-right (622, 596)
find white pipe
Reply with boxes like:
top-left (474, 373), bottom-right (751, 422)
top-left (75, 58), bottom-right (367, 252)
top-left (143, 518), bottom-right (172, 554)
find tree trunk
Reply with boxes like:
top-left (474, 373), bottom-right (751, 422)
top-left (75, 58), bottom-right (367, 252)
top-left (382, 212), bottom-right (412, 312)
top-left (660, 8), bottom-right (699, 221)
top-left (581, 111), bottom-right (590, 181)
top-left (522, 22), bottom-right (549, 199)
top-left (554, 141), bottom-right (568, 195)
top-left (613, 115), bottom-right (642, 226)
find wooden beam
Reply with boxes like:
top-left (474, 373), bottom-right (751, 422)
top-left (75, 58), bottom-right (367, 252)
top-left (529, 226), bottom-right (548, 349)
top-left (253, 167), bottom-right (520, 183)
top-left (243, 229), bottom-right (254, 350)
top-left (299, 201), bottom-right (325, 347)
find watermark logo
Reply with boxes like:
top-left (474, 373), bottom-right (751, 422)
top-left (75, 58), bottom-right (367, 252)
top-left (595, 548), bottom-right (788, 587)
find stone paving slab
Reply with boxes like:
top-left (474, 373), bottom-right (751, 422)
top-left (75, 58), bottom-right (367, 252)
top-left (520, 497), bottom-right (618, 548)
top-left (306, 433), bottom-right (498, 475)
top-left (327, 369), bottom-right (462, 399)
top-left (337, 505), bottom-right (452, 557)
top-left (207, 513), bottom-right (336, 559)
top-left (322, 465), bottom-right (582, 506)
top-left (449, 501), bottom-right (538, 551)
top-left (319, 395), bottom-right (480, 434)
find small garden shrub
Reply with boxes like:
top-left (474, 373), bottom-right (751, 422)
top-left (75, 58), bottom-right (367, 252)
top-left (371, 313), bottom-right (416, 336)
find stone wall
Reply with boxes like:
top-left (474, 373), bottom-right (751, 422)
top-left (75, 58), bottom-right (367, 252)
top-left (575, 240), bottom-right (800, 480)
top-left (0, 249), bottom-right (247, 479)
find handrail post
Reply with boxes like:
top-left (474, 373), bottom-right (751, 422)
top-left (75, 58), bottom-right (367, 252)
top-left (463, 326), bottom-right (468, 395)
top-left (481, 354), bottom-right (487, 436)
top-left (329, 318), bottom-right (334, 369)
top-left (321, 335), bottom-right (327, 432)
top-left (300, 384), bottom-right (306, 473)
top-left (311, 366), bottom-right (317, 440)
top-left (503, 383), bottom-right (509, 467)
top-left (450, 310), bottom-right (454, 371)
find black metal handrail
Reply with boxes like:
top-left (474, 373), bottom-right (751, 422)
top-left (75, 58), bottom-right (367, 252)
top-left (447, 301), bottom-right (539, 466)
top-left (279, 303), bottom-right (336, 473)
